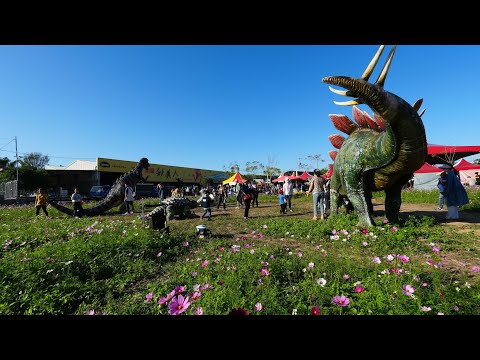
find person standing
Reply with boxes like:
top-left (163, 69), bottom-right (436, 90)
top-left (199, 189), bottom-right (213, 221)
top-left (35, 187), bottom-right (49, 217)
top-left (157, 183), bottom-right (165, 203)
top-left (216, 184), bottom-right (226, 210)
top-left (241, 180), bottom-right (254, 219)
top-left (251, 184), bottom-right (259, 208)
top-left (437, 171), bottom-right (447, 210)
top-left (124, 183), bottom-right (135, 214)
top-left (282, 178), bottom-right (294, 212)
top-left (71, 187), bottom-right (84, 218)
top-left (306, 169), bottom-right (327, 220)
top-left (235, 180), bottom-right (244, 209)
top-left (444, 167), bottom-right (469, 220)
top-left (279, 189), bottom-right (287, 214)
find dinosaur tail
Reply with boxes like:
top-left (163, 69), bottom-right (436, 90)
top-left (48, 201), bottom-right (74, 217)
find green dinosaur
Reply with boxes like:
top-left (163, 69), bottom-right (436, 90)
top-left (323, 45), bottom-right (427, 227)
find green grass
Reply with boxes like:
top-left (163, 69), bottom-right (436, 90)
top-left (0, 192), bottom-right (478, 315)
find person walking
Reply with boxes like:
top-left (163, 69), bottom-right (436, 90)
top-left (71, 187), bottom-right (84, 218)
top-left (282, 177), bottom-right (294, 212)
top-left (199, 189), bottom-right (213, 221)
top-left (216, 184), bottom-right (227, 210)
top-left (437, 170), bottom-right (447, 210)
top-left (306, 169), bottom-right (327, 220)
top-left (157, 183), bottom-right (165, 203)
top-left (35, 187), bottom-right (49, 217)
top-left (444, 167), bottom-right (469, 220)
top-left (124, 183), bottom-right (135, 214)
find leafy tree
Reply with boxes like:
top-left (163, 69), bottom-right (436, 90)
top-left (474, 158), bottom-right (480, 165)
top-left (264, 155), bottom-right (280, 181)
top-left (222, 161), bottom-right (240, 176)
top-left (0, 167), bottom-right (50, 194)
top-left (21, 152), bottom-right (50, 169)
top-left (245, 161), bottom-right (264, 178)
top-left (0, 157), bottom-right (10, 170)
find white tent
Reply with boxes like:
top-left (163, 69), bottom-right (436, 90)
top-left (412, 163), bottom-right (443, 190)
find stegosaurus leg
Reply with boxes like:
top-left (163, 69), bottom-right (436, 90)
top-left (384, 180), bottom-right (407, 223)
top-left (346, 188), bottom-right (376, 227)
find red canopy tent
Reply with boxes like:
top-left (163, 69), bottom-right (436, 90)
top-left (272, 175), bottom-right (294, 183)
top-left (414, 162), bottom-right (443, 173)
top-left (427, 144), bottom-right (480, 165)
top-left (454, 158), bottom-right (480, 171)
top-left (289, 171), bottom-right (312, 182)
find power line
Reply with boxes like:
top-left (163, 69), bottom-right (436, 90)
top-left (0, 148), bottom-right (95, 160)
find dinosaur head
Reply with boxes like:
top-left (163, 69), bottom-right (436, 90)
top-left (322, 76), bottom-right (389, 116)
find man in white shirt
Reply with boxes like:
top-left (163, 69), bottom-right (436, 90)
top-left (124, 184), bottom-right (135, 214)
top-left (282, 178), bottom-right (294, 212)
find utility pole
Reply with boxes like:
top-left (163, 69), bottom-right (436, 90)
top-left (15, 136), bottom-right (19, 198)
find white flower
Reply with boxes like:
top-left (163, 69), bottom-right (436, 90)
top-left (65, 261), bottom-right (73, 265)
top-left (288, 252), bottom-right (293, 255)
top-left (308, 262), bottom-right (314, 269)
top-left (302, 268), bottom-right (306, 273)
top-left (386, 254), bottom-right (395, 261)
top-left (455, 287), bottom-right (461, 292)
top-left (316, 278), bottom-right (327, 287)
top-left (46, 269), bottom-right (53, 274)
top-left (292, 308), bottom-right (297, 315)
top-left (464, 282), bottom-right (471, 288)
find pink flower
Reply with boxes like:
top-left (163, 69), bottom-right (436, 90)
top-left (426, 259), bottom-right (437, 267)
top-left (383, 219), bottom-right (389, 224)
top-left (297, 252), bottom-right (303, 257)
top-left (256, 234), bottom-right (264, 238)
top-left (194, 307), bottom-right (203, 315)
top-left (261, 261), bottom-right (269, 266)
top-left (432, 247), bottom-right (440, 253)
top-left (391, 227), bottom-right (398, 232)
top-left (241, 236), bottom-right (248, 241)
top-left (331, 229), bottom-right (337, 235)
top-left (260, 268), bottom-right (270, 276)
top-left (361, 228), bottom-right (368, 234)
top-left (269, 255), bottom-right (275, 259)
top-left (168, 294), bottom-right (191, 315)
top-left (354, 286), bottom-right (364, 293)
top-left (174, 285), bottom-right (185, 294)
top-left (398, 255), bottom-right (410, 263)
top-left (157, 252), bottom-right (162, 257)
top-left (201, 260), bottom-right (209, 267)
top-left (191, 291), bottom-right (202, 301)
top-left (144, 292), bottom-right (154, 303)
top-left (471, 265), bottom-right (480, 273)
top-left (308, 262), bottom-right (314, 269)
top-left (191, 271), bottom-right (197, 277)
top-left (244, 243), bottom-right (250, 248)
top-left (437, 312), bottom-right (444, 315)
top-left (342, 274), bottom-right (349, 279)
top-left (421, 282), bottom-right (428, 287)
top-left (420, 306), bottom-right (432, 312)
top-left (331, 295), bottom-right (350, 306)
top-left (250, 249), bottom-right (255, 254)
top-left (372, 256), bottom-right (381, 264)
top-left (310, 306), bottom-right (320, 315)
top-left (402, 284), bottom-right (415, 296)
top-left (362, 241), bottom-right (368, 247)
top-left (182, 241), bottom-right (189, 247)
top-left (218, 247), bottom-right (225, 251)
top-left (254, 303), bottom-right (262, 312)
top-left (157, 290), bottom-right (176, 305)
top-left (453, 305), bottom-right (460, 311)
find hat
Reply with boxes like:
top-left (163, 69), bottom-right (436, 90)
top-left (285, 178), bottom-right (290, 182)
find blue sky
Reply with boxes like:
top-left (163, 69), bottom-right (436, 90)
top-left (1, 45), bottom-right (479, 173)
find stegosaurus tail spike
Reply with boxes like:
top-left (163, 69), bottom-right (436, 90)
top-left (373, 114), bottom-right (386, 131)
top-left (412, 98), bottom-right (423, 112)
top-left (419, 108), bottom-right (426, 117)
top-left (329, 114), bottom-right (358, 135)
top-left (328, 134), bottom-right (346, 149)
top-left (328, 150), bottom-right (338, 161)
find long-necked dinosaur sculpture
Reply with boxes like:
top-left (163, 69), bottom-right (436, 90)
top-left (49, 157), bottom-right (150, 217)
top-left (323, 45), bottom-right (427, 227)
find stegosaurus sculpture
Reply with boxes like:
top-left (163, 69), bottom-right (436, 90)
top-left (323, 45), bottom-right (427, 227)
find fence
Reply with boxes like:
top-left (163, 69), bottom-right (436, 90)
top-left (0, 180), bottom-right (18, 200)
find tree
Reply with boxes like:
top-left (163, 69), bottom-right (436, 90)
top-left (264, 155), bottom-right (280, 181)
top-left (0, 157), bottom-right (10, 170)
top-left (222, 161), bottom-right (240, 176)
top-left (21, 152), bottom-right (50, 169)
top-left (0, 167), bottom-right (50, 194)
top-left (474, 158), bottom-right (480, 165)
top-left (245, 161), bottom-right (264, 178)
top-left (306, 154), bottom-right (325, 170)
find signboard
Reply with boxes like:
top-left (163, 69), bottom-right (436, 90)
top-left (96, 157), bottom-right (227, 183)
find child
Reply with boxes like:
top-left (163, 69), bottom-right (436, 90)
top-left (35, 188), bottom-right (49, 217)
top-left (124, 184), bottom-right (135, 214)
top-left (199, 190), bottom-right (213, 221)
top-left (71, 187), bottom-right (84, 218)
top-left (279, 189), bottom-right (287, 214)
